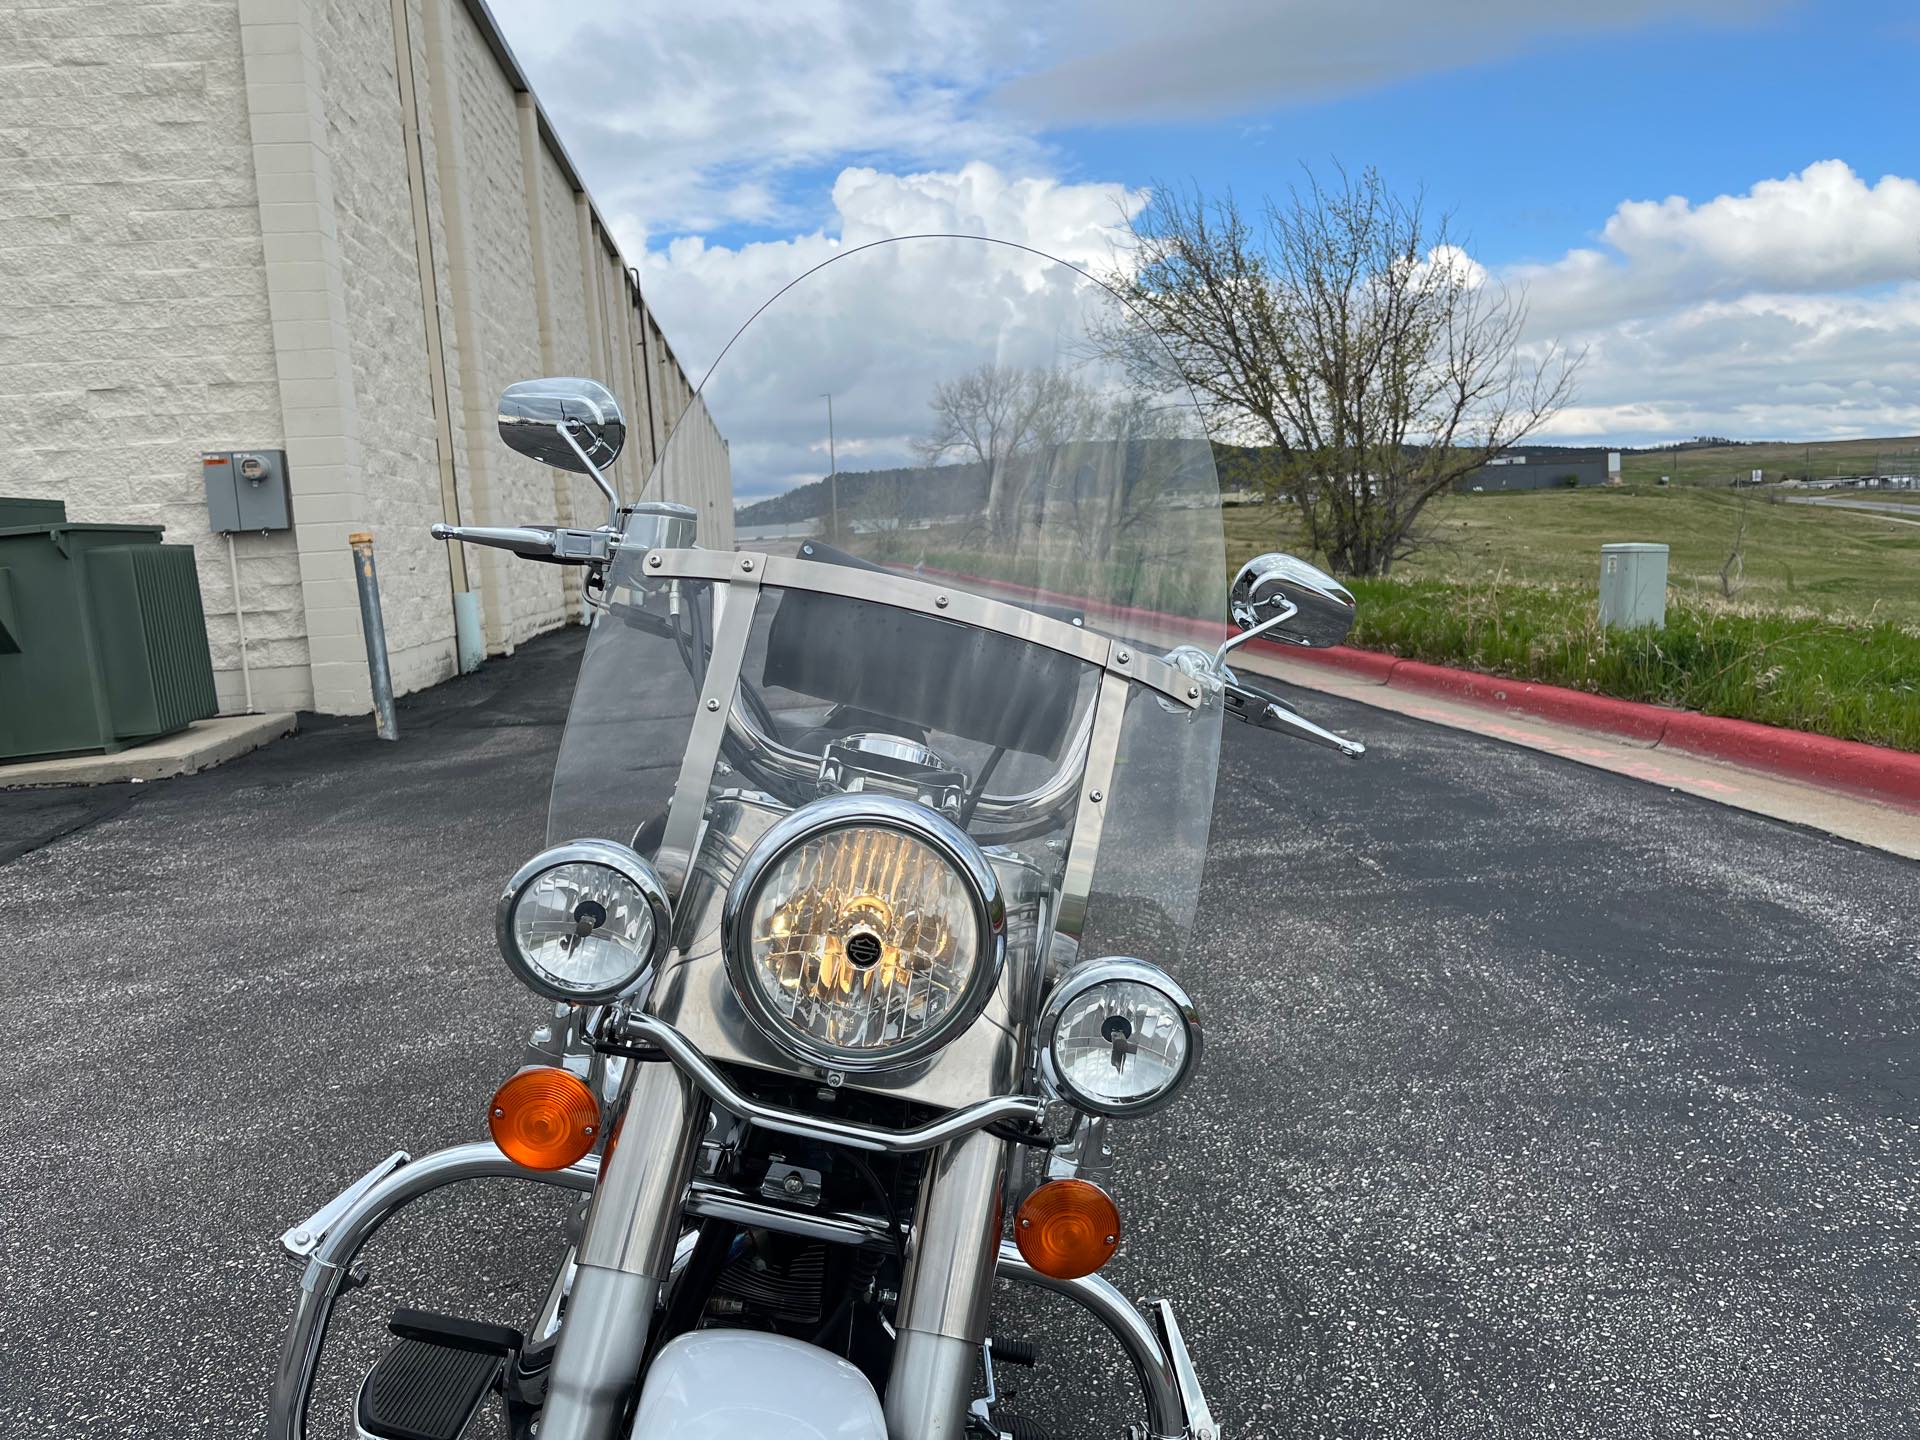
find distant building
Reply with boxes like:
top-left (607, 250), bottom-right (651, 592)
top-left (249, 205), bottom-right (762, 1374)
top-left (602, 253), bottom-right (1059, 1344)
top-left (1454, 448), bottom-right (1611, 493)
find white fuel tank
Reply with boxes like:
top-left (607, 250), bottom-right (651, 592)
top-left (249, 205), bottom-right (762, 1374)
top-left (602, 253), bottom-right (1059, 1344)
top-left (626, 1330), bottom-right (888, 1440)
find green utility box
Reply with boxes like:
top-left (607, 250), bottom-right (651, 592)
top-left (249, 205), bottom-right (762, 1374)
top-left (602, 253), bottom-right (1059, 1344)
top-left (0, 498), bottom-right (218, 762)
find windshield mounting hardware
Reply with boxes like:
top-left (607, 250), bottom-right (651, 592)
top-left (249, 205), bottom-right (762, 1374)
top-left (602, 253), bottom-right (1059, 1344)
top-left (818, 733), bottom-right (970, 818)
top-left (637, 547), bottom-right (1203, 713)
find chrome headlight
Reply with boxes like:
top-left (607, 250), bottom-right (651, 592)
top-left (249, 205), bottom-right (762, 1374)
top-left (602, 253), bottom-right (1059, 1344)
top-left (1039, 958), bottom-right (1202, 1116)
top-left (722, 794), bottom-right (1003, 1072)
top-left (496, 839), bottom-right (671, 1002)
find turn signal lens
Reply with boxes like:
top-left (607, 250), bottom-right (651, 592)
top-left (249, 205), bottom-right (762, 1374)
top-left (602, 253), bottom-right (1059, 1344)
top-left (489, 1067), bottom-right (599, 1171)
top-left (1014, 1179), bottom-right (1121, 1280)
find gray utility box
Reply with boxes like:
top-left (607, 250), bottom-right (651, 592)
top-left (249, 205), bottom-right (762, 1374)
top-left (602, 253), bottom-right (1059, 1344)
top-left (1599, 542), bottom-right (1669, 630)
top-left (203, 449), bottom-right (291, 533)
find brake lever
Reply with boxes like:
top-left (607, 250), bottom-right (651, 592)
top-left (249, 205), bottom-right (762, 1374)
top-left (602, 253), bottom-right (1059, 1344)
top-left (1223, 675), bottom-right (1366, 758)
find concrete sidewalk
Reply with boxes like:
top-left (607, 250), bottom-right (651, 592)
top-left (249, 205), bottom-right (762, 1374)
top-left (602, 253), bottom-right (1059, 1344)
top-left (1242, 647), bottom-right (1920, 861)
top-left (0, 711), bottom-right (297, 789)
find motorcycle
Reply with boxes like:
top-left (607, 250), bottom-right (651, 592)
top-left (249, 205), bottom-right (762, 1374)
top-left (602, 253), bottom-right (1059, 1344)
top-left (267, 236), bottom-right (1363, 1440)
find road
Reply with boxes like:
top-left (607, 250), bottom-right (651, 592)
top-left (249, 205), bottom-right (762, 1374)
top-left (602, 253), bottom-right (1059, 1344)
top-left (1, 627), bottom-right (1915, 1439)
top-left (1786, 494), bottom-right (1920, 527)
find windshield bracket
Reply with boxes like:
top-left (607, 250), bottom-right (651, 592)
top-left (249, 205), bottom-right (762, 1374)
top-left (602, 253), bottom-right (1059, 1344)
top-left (636, 548), bottom-right (1201, 712)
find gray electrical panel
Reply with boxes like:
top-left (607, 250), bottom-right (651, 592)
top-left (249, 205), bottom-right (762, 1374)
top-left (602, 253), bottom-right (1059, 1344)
top-left (203, 449), bottom-right (291, 533)
top-left (1599, 542), bottom-right (1668, 630)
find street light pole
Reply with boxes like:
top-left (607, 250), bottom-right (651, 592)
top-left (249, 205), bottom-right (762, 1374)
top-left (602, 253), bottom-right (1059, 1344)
top-left (821, 393), bottom-right (839, 544)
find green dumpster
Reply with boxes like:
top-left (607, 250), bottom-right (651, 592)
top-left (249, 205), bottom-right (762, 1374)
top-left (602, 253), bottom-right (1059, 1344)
top-left (0, 498), bottom-right (218, 762)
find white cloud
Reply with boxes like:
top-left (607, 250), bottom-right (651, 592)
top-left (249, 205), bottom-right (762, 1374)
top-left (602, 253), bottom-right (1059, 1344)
top-left (640, 163), bottom-right (1144, 382)
top-left (995, 0), bottom-right (1787, 124)
top-left (1518, 160), bottom-right (1920, 333)
top-left (488, 0), bottom-right (1792, 240)
top-left (1516, 162), bottom-right (1920, 442)
top-left (1533, 286), bottom-right (1920, 443)
top-left (483, 0), bottom-right (1918, 456)
top-left (486, 0), bottom-right (1047, 239)
top-left (636, 158), bottom-right (1920, 490)
top-left (636, 164), bottom-right (1150, 504)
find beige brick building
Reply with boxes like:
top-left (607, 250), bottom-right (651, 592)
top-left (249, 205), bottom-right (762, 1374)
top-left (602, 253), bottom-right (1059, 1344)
top-left (0, 0), bottom-right (731, 716)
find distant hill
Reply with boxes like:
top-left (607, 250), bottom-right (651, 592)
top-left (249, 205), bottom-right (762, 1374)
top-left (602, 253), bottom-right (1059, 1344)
top-left (737, 436), bottom-right (1920, 521)
top-left (735, 461), bottom-right (990, 526)
top-left (1619, 435), bottom-right (1920, 486)
top-left (734, 441), bottom-right (1222, 525)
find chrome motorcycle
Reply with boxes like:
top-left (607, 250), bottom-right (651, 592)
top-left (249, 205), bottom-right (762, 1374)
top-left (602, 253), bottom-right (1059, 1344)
top-left (268, 237), bottom-right (1362, 1440)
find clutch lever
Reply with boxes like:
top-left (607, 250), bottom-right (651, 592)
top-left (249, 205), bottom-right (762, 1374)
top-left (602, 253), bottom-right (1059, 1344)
top-left (1224, 674), bottom-right (1366, 758)
top-left (430, 522), bottom-right (616, 565)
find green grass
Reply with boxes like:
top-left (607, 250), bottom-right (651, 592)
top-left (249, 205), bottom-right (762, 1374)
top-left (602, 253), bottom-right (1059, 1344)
top-left (1618, 435), bottom-right (1920, 487)
top-left (1347, 579), bottom-right (1920, 751)
top-left (1226, 484), bottom-right (1920, 625)
top-left (1225, 485), bottom-right (1920, 750)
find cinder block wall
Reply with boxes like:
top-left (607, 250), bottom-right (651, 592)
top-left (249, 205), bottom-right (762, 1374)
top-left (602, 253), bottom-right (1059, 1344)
top-left (0, 0), bottom-right (730, 716)
top-left (0, 0), bottom-right (312, 712)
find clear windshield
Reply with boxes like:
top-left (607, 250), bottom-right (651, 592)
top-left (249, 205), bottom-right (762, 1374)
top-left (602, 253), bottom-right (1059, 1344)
top-left (551, 237), bottom-right (1225, 968)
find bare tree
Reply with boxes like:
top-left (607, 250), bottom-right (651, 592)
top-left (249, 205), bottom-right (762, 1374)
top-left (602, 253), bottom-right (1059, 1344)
top-left (915, 363), bottom-right (1087, 537)
top-left (1097, 167), bottom-right (1582, 576)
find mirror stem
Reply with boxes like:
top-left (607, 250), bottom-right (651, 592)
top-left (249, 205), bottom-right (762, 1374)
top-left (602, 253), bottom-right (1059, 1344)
top-left (556, 421), bottom-right (621, 527)
top-left (1212, 597), bottom-right (1298, 670)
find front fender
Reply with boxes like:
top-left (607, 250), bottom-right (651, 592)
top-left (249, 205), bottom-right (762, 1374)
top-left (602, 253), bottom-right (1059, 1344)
top-left (627, 1331), bottom-right (887, 1440)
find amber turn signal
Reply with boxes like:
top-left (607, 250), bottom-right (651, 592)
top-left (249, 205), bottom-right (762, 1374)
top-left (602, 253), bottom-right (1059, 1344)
top-left (1014, 1178), bottom-right (1121, 1280)
top-left (489, 1066), bottom-right (599, 1171)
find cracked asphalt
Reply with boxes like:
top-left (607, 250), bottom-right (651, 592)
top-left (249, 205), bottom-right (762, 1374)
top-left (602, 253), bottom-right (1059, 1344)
top-left (1, 625), bottom-right (1915, 1438)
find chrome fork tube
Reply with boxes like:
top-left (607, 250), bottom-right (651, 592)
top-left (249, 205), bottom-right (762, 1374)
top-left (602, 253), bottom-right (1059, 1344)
top-left (883, 1130), bottom-right (1010, 1440)
top-left (537, 1062), bottom-right (705, 1440)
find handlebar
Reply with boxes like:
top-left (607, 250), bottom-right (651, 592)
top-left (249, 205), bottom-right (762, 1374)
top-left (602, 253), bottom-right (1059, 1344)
top-left (430, 522), bottom-right (616, 565)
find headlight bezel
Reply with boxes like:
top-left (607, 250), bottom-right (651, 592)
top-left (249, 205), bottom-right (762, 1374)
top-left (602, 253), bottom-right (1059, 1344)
top-left (495, 838), bottom-right (673, 1003)
top-left (1037, 957), bottom-right (1203, 1117)
top-left (721, 793), bottom-right (1005, 1074)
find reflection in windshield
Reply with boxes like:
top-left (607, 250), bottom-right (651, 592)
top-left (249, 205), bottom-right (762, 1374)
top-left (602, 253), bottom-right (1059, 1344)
top-left (736, 357), bottom-right (1222, 621)
top-left (562, 237), bottom-right (1226, 968)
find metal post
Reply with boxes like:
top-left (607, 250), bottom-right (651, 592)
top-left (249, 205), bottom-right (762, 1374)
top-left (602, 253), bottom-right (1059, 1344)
top-left (225, 531), bottom-right (255, 714)
top-left (349, 532), bottom-right (399, 740)
top-left (822, 392), bottom-right (838, 545)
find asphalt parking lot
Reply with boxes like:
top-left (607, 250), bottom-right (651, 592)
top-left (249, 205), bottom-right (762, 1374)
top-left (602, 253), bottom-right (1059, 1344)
top-left (1, 626), bottom-right (1915, 1439)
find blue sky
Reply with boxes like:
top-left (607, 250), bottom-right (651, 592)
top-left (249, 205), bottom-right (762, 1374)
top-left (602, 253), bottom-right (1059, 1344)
top-left (1056, 3), bottom-right (1918, 270)
top-left (492, 0), bottom-right (1920, 446)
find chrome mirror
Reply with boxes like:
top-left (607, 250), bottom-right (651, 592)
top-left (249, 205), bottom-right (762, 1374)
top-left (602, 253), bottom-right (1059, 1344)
top-left (1217, 552), bottom-right (1356, 662)
top-left (498, 377), bottom-right (627, 523)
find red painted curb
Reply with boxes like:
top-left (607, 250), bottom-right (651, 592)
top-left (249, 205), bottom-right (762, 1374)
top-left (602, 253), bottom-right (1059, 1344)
top-left (1657, 709), bottom-right (1920, 808)
top-left (1277, 643), bottom-right (1402, 684)
top-left (1266, 640), bottom-right (1920, 810)
top-left (898, 562), bottom-right (1920, 811)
